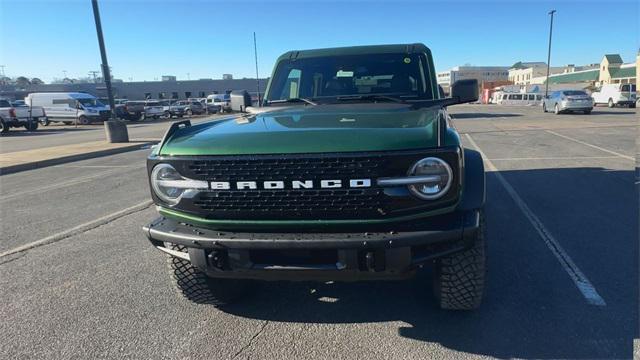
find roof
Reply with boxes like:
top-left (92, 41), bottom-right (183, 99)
top-left (604, 54), bottom-right (623, 64)
top-left (510, 61), bottom-right (546, 69)
top-left (276, 44), bottom-right (431, 62)
top-left (545, 69), bottom-right (599, 84)
top-left (609, 66), bottom-right (636, 79)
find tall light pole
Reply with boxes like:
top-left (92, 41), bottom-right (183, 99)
top-left (544, 10), bottom-right (556, 97)
top-left (91, 0), bottom-right (128, 142)
top-left (254, 32), bottom-right (260, 106)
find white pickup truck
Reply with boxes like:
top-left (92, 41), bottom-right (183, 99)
top-left (0, 99), bottom-right (47, 134)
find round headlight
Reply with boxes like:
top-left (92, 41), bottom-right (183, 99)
top-left (407, 157), bottom-right (453, 200)
top-left (151, 163), bottom-right (186, 205)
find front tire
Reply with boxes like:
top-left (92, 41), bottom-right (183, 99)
top-left (0, 119), bottom-right (9, 134)
top-left (433, 211), bottom-right (486, 310)
top-left (608, 98), bottom-right (614, 108)
top-left (554, 104), bottom-right (561, 115)
top-left (168, 244), bottom-right (252, 306)
top-left (542, 103), bottom-right (547, 113)
top-left (186, 109), bottom-right (193, 116)
top-left (78, 116), bottom-right (90, 125)
top-left (24, 121), bottom-right (39, 131)
top-left (39, 118), bottom-right (50, 126)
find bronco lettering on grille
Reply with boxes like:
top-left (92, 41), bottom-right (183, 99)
top-left (209, 179), bottom-right (371, 190)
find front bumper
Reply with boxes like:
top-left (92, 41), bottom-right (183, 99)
top-left (142, 209), bottom-right (481, 281)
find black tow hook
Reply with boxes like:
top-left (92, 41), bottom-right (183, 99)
top-left (365, 251), bottom-right (375, 272)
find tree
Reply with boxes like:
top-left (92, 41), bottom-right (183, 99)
top-left (15, 76), bottom-right (31, 87)
top-left (31, 78), bottom-right (44, 85)
top-left (0, 76), bottom-right (12, 85)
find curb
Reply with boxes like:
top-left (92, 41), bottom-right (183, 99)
top-left (0, 141), bottom-right (156, 175)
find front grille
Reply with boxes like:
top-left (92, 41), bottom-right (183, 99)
top-left (160, 149), bottom-right (461, 221)
top-left (187, 157), bottom-right (381, 181)
top-left (194, 188), bottom-right (384, 214)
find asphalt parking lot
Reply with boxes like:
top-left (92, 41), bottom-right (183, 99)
top-left (0, 104), bottom-right (636, 359)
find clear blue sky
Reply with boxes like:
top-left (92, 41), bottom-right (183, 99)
top-left (1, 0), bottom-right (638, 83)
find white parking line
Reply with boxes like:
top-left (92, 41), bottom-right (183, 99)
top-left (489, 156), bottom-right (619, 161)
top-left (0, 200), bottom-right (153, 258)
top-left (545, 130), bottom-right (634, 161)
top-left (465, 134), bottom-right (606, 306)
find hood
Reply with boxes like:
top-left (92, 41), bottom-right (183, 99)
top-left (160, 103), bottom-right (440, 156)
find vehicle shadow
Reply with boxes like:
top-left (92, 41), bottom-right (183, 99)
top-left (218, 167), bottom-right (636, 359)
top-left (2, 128), bottom-right (94, 136)
top-left (450, 113), bottom-right (523, 119)
top-left (590, 110), bottom-right (636, 115)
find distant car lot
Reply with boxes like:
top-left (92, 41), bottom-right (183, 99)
top-left (0, 104), bottom-right (635, 359)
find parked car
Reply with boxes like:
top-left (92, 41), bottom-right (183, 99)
top-left (10, 100), bottom-right (26, 107)
top-left (0, 98), bottom-right (46, 134)
top-left (25, 92), bottom-right (110, 125)
top-left (175, 100), bottom-right (205, 115)
top-left (206, 94), bottom-right (231, 113)
top-left (122, 101), bottom-right (146, 121)
top-left (159, 100), bottom-right (186, 118)
top-left (542, 90), bottom-right (593, 114)
top-left (592, 83), bottom-right (636, 108)
top-left (144, 100), bottom-right (165, 120)
top-left (142, 43), bottom-right (487, 310)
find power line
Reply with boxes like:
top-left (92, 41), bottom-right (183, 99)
top-left (88, 70), bottom-right (100, 83)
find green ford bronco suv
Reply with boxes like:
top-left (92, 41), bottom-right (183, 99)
top-left (143, 43), bottom-right (486, 310)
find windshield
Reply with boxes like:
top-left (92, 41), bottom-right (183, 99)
top-left (266, 53), bottom-right (430, 103)
top-left (562, 91), bottom-right (587, 96)
top-left (621, 84), bottom-right (636, 92)
top-left (77, 98), bottom-right (104, 107)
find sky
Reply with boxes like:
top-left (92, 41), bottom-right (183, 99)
top-left (1, 0), bottom-right (638, 83)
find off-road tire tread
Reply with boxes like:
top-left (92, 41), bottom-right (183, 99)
top-left (167, 244), bottom-right (248, 306)
top-left (435, 213), bottom-right (486, 310)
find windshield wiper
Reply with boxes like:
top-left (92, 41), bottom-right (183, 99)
top-left (267, 98), bottom-right (317, 106)
top-left (335, 94), bottom-right (408, 103)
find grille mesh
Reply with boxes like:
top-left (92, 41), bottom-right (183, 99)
top-left (193, 188), bottom-right (384, 214)
top-left (187, 157), bottom-right (381, 181)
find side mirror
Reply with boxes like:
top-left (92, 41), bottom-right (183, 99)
top-left (230, 90), bottom-right (252, 112)
top-left (450, 79), bottom-right (478, 104)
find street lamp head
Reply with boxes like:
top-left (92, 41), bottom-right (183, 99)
top-left (548, 9), bottom-right (556, 15)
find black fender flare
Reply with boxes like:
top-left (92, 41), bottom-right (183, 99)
top-left (457, 148), bottom-right (486, 211)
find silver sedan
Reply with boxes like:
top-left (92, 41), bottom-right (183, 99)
top-left (543, 90), bottom-right (593, 114)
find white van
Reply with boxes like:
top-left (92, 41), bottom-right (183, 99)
top-left (25, 92), bottom-right (111, 125)
top-left (592, 83), bottom-right (636, 108)
top-left (206, 94), bottom-right (231, 113)
top-left (494, 92), bottom-right (543, 106)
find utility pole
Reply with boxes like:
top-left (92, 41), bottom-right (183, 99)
top-left (544, 9), bottom-right (556, 98)
top-left (62, 70), bottom-right (67, 79)
top-left (0, 65), bottom-right (5, 77)
top-left (254, 32), bottom-right (260, 106)
top-left (91, 0), bottom-right (128, 142)
top-left (89, 70), bottom-right (100, 83)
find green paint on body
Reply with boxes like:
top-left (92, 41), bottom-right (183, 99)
top-left (160, 104), bottom-right (444, 156)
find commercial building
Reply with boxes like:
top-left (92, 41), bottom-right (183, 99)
top-left (436, 66), bottom-right (509, 92)
top-left (0, 78), bottom-right (269, 101)
top-left (545, 54), bottom-right (635, 88)
top-left (506, 62), bottom-right (580, 85)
